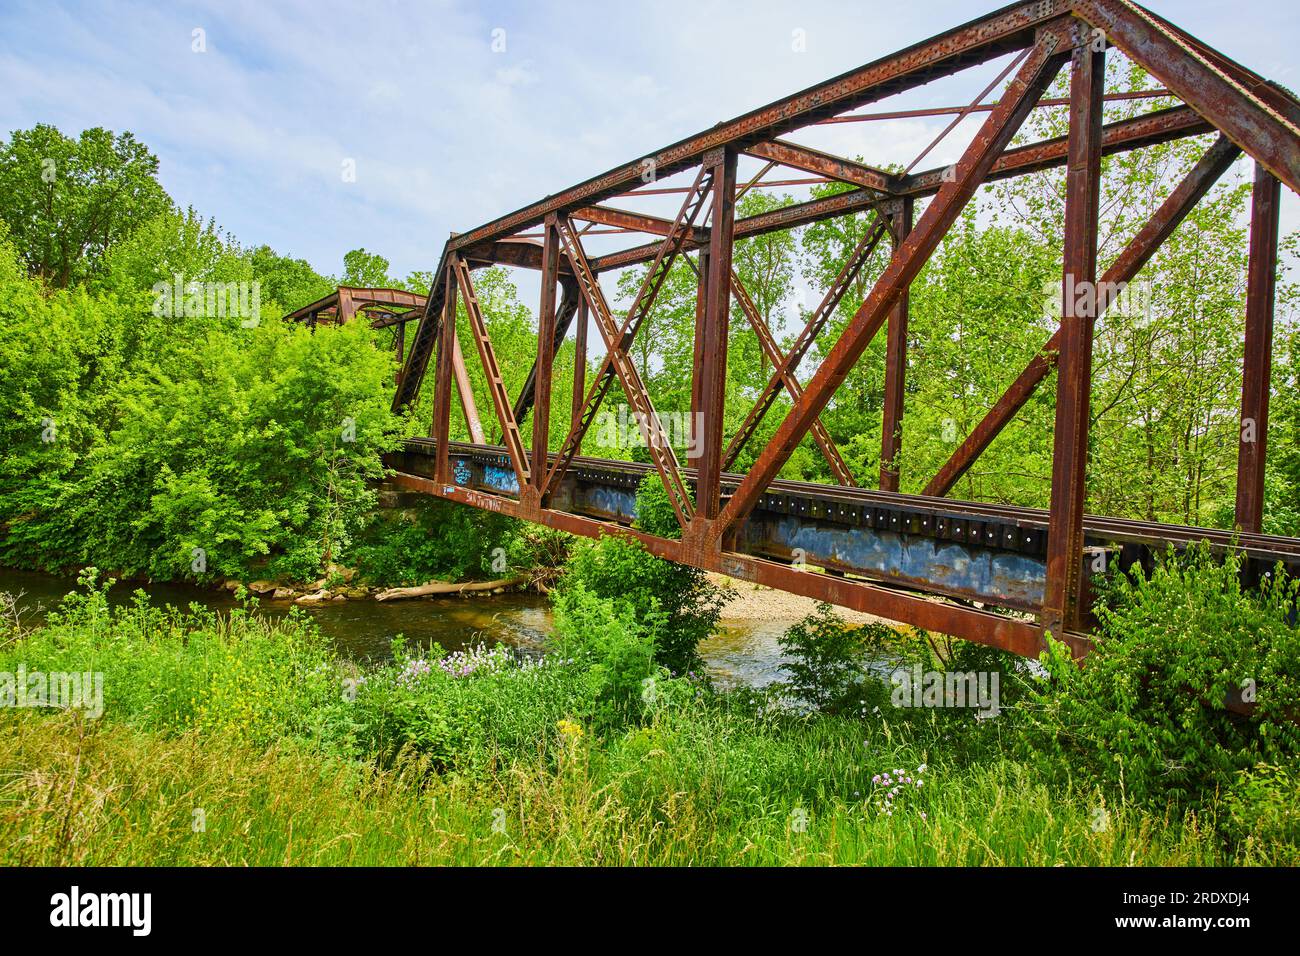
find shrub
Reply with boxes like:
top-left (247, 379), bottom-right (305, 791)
top-left (351, 497), bottom-right (521, 586)
top-left (778, 603), bottom-right (893, 712)
top-left (551, 585), bottom-right (662, 730)
top-left (1, 569), bottom-right (340, 748)
top-left (553, 475), bottom-right (731, 676)
top-left (1017, 545), bottom-right (1300, 809)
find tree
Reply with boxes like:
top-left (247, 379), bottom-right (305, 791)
top-left (341, 247), bottom-right (393, 288)
top-left (247, 244), bottom-right (335, 314)
top-left (0, 124), bottom-right (169, 287)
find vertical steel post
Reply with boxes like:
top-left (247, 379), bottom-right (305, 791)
top-left (432, 268), bottom-right (457, 484)
top-left (689, 247), bottom-right (711, 471)
top-left (395, 320), bottom-right (405, 386)
top-left (880, 196), bottom-right (914, 491)
top-left (571, 296), bottom-right (588, 439)
top-left (1042, 34), bottom-right (1104, 638)
top-left (1234, 163), bottom-right (1281, 534)
top-left (694, 147), bottom-right (737, 525)
top-left (532, 213), bottom-right (561, 497)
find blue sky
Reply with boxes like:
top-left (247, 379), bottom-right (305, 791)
top-left (2, 0), bottom-right (1297, 285)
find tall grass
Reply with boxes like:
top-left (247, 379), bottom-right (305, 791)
top-left (0, 710), bottom-right (1225, 866)
top-left (0, 569), bottom-right (1289, 866)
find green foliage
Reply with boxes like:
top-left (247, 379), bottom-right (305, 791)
top-left (0, 576), bottom-right (1280, 866)
top-left (633, 471), bottom-right (686, 539)
top-left (557, 534), bottom-right (724, 676)
top-left (337, 642), bottom-right (588, 772)
top-left (778, 603), bottom-right (893, 711)
top-left (1018, 546), bottom-right (1300, 810)
top-left (555, 476), bottom-right (730, 676)
top-left (0, 571), bottom-right (586, 774)
top-left (2, 569), bottom-right (339, 748)
top-left (351, 498), bottom-right (521, 586)
top-left (341, 248), bottom-right (394, 288)
top-left (5, 310), bottom-right (401, 582)
top-left (550, 585), bottom-right (662, 731)
top-left (246, 244), bottom-right (336, 314)
top-left (1223, 762), bottom-right (1300, 863)
top-left (0, 153), bottom-right (408, 584)
top-left (0, 124), bottom-right (170, 287)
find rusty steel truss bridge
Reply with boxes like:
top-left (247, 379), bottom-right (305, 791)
top-left (304, 1), bottom-right (1300, 659)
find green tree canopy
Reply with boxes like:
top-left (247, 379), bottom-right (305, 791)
top-left (0, 124), bottom-right (170, 287)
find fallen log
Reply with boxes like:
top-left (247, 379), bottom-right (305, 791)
top-left (374, 576), bottom-right (526, 602)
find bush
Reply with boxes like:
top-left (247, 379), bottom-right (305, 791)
top-left (552, 475), bottom-right (730, 676)
top-left (551, 585), bottom-right (662, 731)
top-left (1, 569), bottom-right (339, 748)
top-left (1017, 546), bottom-right (1300, 810)
top-left (351, 497), bottom-right (521, 587)
top-left (778, 603), bottom-right (894, 712)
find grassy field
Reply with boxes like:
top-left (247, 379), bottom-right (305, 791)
top-left (1, 708), bottom-right (1229, 867)
top-left (0, 567), bottom-right (1294, 867)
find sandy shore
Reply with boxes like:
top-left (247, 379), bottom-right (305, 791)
top-left (707, 572), bottom-right (889, 626)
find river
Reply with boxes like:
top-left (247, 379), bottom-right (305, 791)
top-left (0, 567), bottom-right (801, 689)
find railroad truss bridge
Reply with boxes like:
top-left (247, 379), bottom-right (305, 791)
top-left (295, 1), bottom-right (1300, 660)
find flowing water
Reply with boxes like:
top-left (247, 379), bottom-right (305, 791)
top-left (0, 567), bottom-right (794, 689)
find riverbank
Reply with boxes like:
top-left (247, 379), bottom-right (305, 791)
top-left (710, 573), bottom-right (890, 627)
top-left (5, 550), bottom-right (1296, 867)
top-left (0, 565), bottom-right (820, 686)
top-left (0, 587), bottom-right (1258, 866)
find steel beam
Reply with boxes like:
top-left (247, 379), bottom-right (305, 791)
top-left (543, 168), bottom-right (714, 509)
top-left (1235, 163), bottom-right (1282, 533)
top-left (450, 329), bottom-right (486, 445)
top-left (880, 196), bottom-right (915, 492)
top-left (1070, 0), bottom-right (1300, 195)
top-left (745, 140), bottom-right (899, 193)
top-left (390, 467), bottom-right (1073, 659)
top-left (572, 204), bottom-right (709, 243)
top-left (510, 277), bottom-right (580, 428)
top-left (452, 255), bottom-right (530, 490)
top-left (688, 248), bottom-right (711, 471)
top-left (1041, 34), bottom-right (1105, 638)
top-left (723, 266), bottom-right (856, 486)
top-left (393, 321), bottom-right (405, 386)
top-left (396, 65), bottom-right (1213, 413)
top-left (444, 1), bottom-right (1066, 252)
top-left (590, 105), bottom-right (1208, 275)
top-left (722, 214), bottom-right (891, 471)
top-left (571, 296), bottom-right (588, 437)
top-left (531, 214), bottom-right (561, 497)
top-left (551, 218), bottom-right (696, 527)
top-left (693, 147), bottom-right (738, 528)
top-left (431, 269), bottom-right (456, 484)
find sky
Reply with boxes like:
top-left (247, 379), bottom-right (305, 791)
top-left (2, 0), bottom-right (1298, 294)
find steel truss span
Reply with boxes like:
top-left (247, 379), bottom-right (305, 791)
top-left (377, 1), bottom-right (1299, 659)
